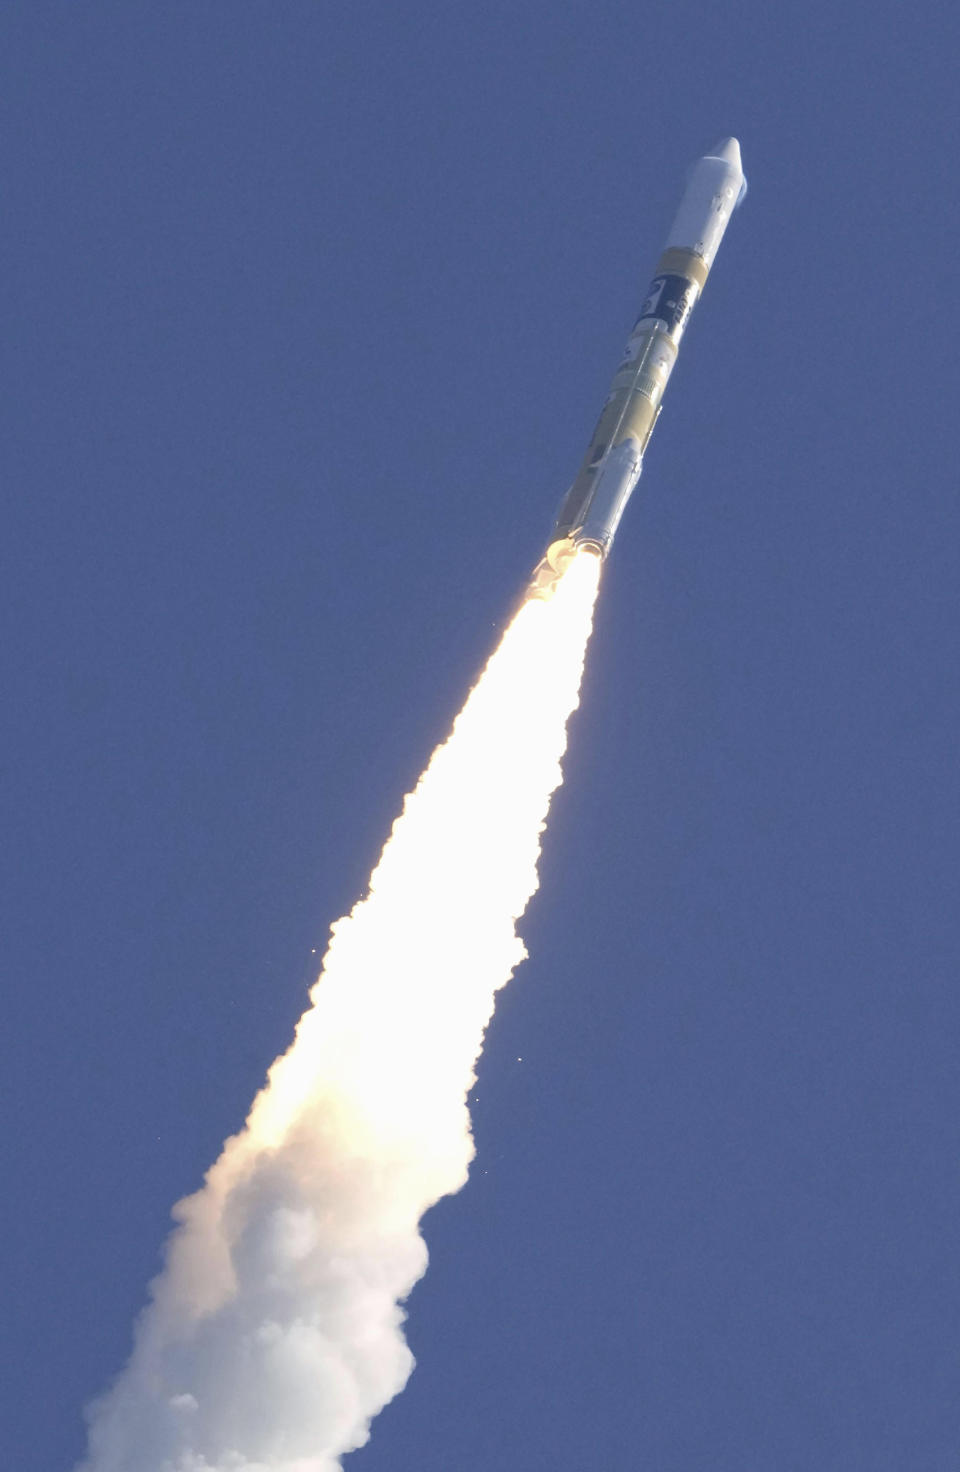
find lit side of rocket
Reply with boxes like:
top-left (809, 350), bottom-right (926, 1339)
top-left (531, 138), bottom-right (746, 594)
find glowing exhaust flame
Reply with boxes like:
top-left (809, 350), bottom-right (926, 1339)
top-left (78, 551), bottom-right (601, 1472)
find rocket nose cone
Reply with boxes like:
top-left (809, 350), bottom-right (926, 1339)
top-left (709, 137), bottom-right (742, 170)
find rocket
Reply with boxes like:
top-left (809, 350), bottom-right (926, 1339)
top-left (531, 138), bottom-right (746, 594)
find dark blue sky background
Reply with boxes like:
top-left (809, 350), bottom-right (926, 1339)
top-left (4, 4), bottom-right (959, 1469)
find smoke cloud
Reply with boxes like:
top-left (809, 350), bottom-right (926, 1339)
top-left (78, 552), bottom-right (600, 1472)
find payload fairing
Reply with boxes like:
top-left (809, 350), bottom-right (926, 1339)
top-left (531, 138), bottom-right (746, 594)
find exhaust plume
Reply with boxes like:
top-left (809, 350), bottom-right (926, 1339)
top-left (78, 551), bottom-right (601, 1472)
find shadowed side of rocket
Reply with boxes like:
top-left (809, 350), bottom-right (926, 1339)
top-left (530, 139), bottom-right (746, 595)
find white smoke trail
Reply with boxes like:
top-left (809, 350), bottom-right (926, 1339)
top-left (78, 551), bottom-right (601, 1472)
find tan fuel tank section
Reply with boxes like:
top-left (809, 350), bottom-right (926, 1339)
top-left (554, 247), bottom-right (708, 537)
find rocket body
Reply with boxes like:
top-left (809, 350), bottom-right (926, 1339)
top-left (531, 139), bottom-right (745, 592)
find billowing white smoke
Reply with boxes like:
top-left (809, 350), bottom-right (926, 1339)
top-left (79, 552), bottom-right (600, 1472)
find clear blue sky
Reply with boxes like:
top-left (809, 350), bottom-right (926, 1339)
top-left (4, 4), bottom-right (959, 1468)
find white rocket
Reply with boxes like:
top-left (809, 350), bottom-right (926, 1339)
top-left (531, 138), bottom-right (746, 594)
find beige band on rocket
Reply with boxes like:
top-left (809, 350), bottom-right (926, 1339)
top-left (654, 247), bottom-right (710, 291)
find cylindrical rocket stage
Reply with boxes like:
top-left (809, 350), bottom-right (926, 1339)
top-left (530, 138), bottom-right (745, 596)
